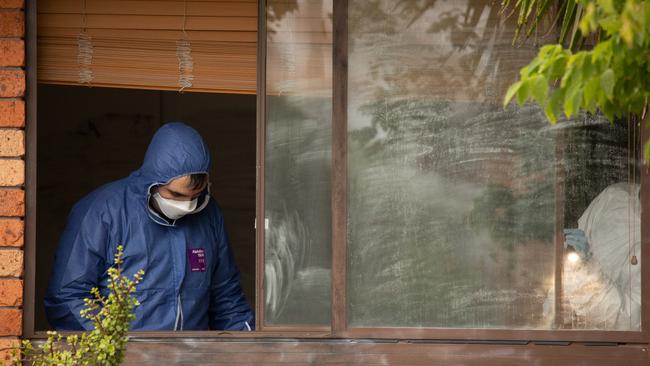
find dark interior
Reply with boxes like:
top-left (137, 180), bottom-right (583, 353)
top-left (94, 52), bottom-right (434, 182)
top-left (35, 84), bottom-right (256, 330)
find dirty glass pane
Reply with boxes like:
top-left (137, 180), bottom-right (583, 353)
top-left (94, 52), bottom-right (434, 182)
top-left (347, 0), bottom-right (641, 330)
top-left (264, 0), bottom-right (333, 325)
top-left (557, 122), bottom-right (641, 331)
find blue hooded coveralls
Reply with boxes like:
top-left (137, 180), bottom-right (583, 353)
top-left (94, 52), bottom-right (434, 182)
top-left (45, 123), bottom-right (254, 331)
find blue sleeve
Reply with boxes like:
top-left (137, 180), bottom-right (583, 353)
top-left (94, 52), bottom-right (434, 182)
top-left (44, 201), bottom-right (109, 330)
top-left (209, 208), bottom-right (255, 331)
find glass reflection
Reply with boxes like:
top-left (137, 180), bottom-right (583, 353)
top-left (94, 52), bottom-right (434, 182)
top-left (264, 0), bottom-right (333, 325)
top-left (346, 0), bottom-right (640, 330)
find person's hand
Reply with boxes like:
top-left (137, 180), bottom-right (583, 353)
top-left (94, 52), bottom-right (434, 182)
top-left (563, 228), bottom-right (590, 258)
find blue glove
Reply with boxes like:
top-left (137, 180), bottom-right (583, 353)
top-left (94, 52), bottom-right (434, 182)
top-left (563, 228), bottom-right (590, 258)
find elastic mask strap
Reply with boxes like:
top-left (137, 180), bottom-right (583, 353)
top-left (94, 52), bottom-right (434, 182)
top-left (194, 194), bottom-right (210, 213)
top-left (192, 182), bottom-right (211, 214)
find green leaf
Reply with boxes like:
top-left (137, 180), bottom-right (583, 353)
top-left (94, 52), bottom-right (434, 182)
top-left (600, 68), bottom-right (615, 100)
top-left (600, 99), bottom-right (615, 122)
top-left (560, 62), bottom-right (575, 88)
top-left (592, 40), bottom-right (612, 62)
top-left (548, 54), bottom-right (569, 79)
top-left (597, 0), bottom-right (616, 14)
top-left (599, 15), bottom-right (621, 34)
top-left (516, 79), bottom-right (532, 105)
top-left (531, 76), bottom-right (549, 105)
top-left (620, 17), bottom-right (634, 46)
top-left (583, 76), bottom-right (601, 113)
top-left (580, 54), bottom-right (595, 79)
top-left (504, 80), bottom-right (524, 106)
top-left (544, 100), bottom-right (558, 124)
top-left (580, 3), bottom-right (596, 35)
top-left (563, 83), bottom-right (583, 118)
top-left (544, 89), bottom-right (565, 124)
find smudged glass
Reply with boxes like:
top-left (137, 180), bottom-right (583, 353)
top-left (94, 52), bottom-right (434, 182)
top-left (264, 0), bottom-right (333, 325)
top-left (346, 0), bottom-right (641, 330)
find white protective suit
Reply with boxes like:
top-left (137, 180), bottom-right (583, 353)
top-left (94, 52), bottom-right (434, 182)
top-left (562, 183), bottom-right (641, 330)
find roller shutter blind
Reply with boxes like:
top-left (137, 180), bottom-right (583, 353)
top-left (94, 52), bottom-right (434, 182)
top-left (37, 0), bottom-right (257, 94)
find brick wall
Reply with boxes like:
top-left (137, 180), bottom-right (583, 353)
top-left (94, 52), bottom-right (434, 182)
top-left (0, 0), bottom-right (25, 363)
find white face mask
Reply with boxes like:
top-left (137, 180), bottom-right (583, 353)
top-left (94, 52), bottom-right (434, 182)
top-left (152, 192), bottom-right (208, 220)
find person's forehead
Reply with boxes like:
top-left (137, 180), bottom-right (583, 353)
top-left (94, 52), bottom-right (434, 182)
top-left (168, 175), bottom-right (192, 188)
top-left (166, 175), bottom-right (206, 193)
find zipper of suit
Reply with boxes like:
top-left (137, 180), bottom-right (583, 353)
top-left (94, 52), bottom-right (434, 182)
top-left (174, 294), bottom-right (184, 331)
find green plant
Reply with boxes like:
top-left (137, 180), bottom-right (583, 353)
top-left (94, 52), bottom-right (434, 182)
top-left (2, 246), bottom-right (144, 366)
top-left (502, 0), bottom-right (650, 158)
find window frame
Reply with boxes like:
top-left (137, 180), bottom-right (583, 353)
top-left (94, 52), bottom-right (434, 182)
top-left (256, 0), bottom-right (650, 343)
top-left (23, 0), bottom-right (650, 345)
top-left (23, 0), bottom-right (37, 338)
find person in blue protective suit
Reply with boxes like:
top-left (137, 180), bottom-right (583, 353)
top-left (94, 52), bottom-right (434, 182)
top-left (45, 122), bottom-right (254, 331)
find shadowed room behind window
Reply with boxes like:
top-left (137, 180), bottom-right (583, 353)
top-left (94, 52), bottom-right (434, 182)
top-left (35, 84), bottom-right (256, 331)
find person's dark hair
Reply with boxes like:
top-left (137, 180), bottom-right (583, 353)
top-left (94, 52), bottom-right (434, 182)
top-left (189, 173), bottom-right (209, 190)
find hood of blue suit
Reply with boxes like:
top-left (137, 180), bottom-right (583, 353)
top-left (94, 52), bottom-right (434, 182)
top-left (126, 123), bottom-right (210, 217)
top-left (132, 122), bottom-right (211, 188)
top-left (127, 122), bottom-right (212, 226)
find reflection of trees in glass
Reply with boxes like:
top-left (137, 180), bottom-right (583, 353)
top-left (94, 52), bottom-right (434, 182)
top-left (469, 183), bottom-right (552, 252)
top-left (266, 1), bottom-right (298, 32)
top-left (351, 95), bottom-right (556, 242)
top-left (264, 96), bottom-right (332, 324)
top-left (346, 0), bottom-right (561, 328)
top-left (561, 117), bottom-right (633, 226)
top-left (349, 0), bottom-right (542, 105)
top-left (348, 92), bottom-right (557, 328)
top-left (264, 0), bottom-right (333, 325)
top-left (346, 0), bottom-right (634, 329)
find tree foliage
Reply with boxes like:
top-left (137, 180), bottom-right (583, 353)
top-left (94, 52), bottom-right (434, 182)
top-left (502, 0), bottom-right (650, 157)
top-left (2, 246), bottom-right (143, 366)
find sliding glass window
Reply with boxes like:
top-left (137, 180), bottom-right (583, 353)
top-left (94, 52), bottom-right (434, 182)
top-left (261, 0), bottom-right (644, 337)
top-left (264, 0), bottom-right (333, 326)
top-left (346, 0), bottom-right (641, 331)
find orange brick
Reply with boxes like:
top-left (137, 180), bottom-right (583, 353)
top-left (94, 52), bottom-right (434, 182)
top-left (0, 40), bottom-right (24, 67)
top-left (0, 280), bottom-right (22, 306)
top-left (0, 70), bottom-right (24, 98)
top-left (0, 160), bottom-right (23, 186)
top-left (0, 0), bottom-right (23, 8)
top-left (0, 100), bottom-right (24, 128)
top-left (0, 190), bottom-right (23, 216)
top-left (0, 310), bottom-right (21, 336)
top-left (0, 130), bottom-right (24, 157)
top-left (0, 11), bottom-right (23, 37)
top-left (0, 219), bottom-right (22, 247)
top-left (0, 250), bottom-right (22, 277)
top-left (0, 339), bottom-right (19, 365)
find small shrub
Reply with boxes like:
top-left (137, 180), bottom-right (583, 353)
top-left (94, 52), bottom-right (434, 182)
top-left (2, 246), bottom-right (144, 366)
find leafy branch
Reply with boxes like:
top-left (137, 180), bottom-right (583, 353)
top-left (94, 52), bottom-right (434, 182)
top-left (502, 0), bottom-right (650, 158)
top-left (1, 246), bottom-right (144, 366)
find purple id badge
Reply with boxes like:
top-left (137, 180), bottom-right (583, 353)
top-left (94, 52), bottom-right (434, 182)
top-left (187, 248), bottom-right (206, 272)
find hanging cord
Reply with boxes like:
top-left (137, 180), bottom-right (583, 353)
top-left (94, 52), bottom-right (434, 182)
top-left (176, 0), bottom-right (194, 92)
top-left (81, 0), bottom-right (87, 32)
top-left (77, 0), bottom-right (94, 85)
